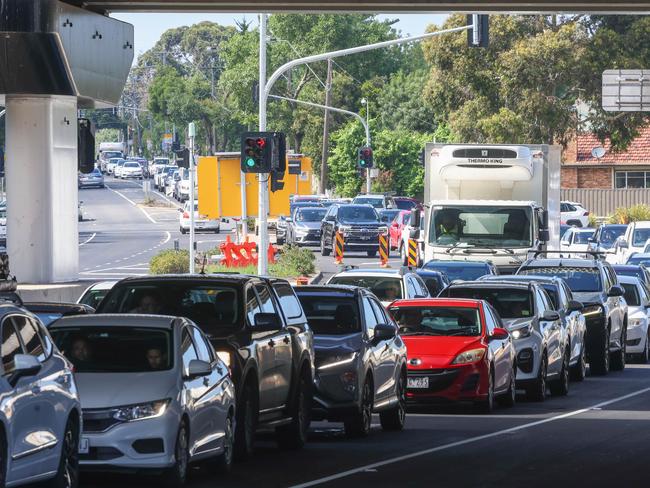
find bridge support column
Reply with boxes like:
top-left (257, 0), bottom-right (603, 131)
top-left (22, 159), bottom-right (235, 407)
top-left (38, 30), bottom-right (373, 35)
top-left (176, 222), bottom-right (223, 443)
top-left (5, 95), bottom-right (79, 283)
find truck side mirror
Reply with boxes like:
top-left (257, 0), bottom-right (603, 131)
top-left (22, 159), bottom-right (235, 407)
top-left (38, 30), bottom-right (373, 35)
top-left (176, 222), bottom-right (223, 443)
top-left (539, 229), bottom-right (550, 242)
top-left (410, 211), bottom-right (421, 228)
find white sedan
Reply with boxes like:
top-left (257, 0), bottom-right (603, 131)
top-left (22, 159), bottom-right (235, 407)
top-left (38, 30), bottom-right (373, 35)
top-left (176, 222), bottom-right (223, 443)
top-left (179, 201), bottom-right (220, 234)
top-left (121, 161), bottom-right (143, 179)
top-left (619, 275), bottom-right (650, 363)
top-left (560, 227), bottom-right (595, 258)
top-left (561, 201), bottom-right (590, 228)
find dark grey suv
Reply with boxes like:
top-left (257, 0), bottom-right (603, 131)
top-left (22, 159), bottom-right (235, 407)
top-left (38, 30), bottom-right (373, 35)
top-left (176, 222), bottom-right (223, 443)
top-left (517, 256), bottom-right (628, 375)
top-left (320, 204), bottom-right (388, 258)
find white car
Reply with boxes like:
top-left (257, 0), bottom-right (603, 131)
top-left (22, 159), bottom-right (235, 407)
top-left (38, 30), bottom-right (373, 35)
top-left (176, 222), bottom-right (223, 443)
top-left (113, 159), bottom-right (128, 178)
top-left (560, 227), bottom-right (595, 258)
top-left (327, 268), bottom-right (430, 307)
top-left (77, 281), bottom-right (117, 309)
top-left (352, 194), bottom-right (396, 209)
top-left (619, 275), bottom-right (650, 363)
top-left (179, 201), bottom-right (220, 234)
top-left (106, 157), bottom-right (124, 175)
top-left (560, 201), bottom-right (590, 228)
top-left (399, 210), bottom-right (425, 266)
top-left (614, 220), bottom-right (650, 264)
top-left (121, 161), bottom-right (143, 179)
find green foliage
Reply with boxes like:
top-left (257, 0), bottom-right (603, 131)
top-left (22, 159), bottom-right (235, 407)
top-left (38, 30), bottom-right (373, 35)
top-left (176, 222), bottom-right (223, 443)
top-left (607, 205), bottom-right (650, 224)
top-left (277, 245), bottom-right (316, 276)
top-left (150, 249), bottom-right (190, 274)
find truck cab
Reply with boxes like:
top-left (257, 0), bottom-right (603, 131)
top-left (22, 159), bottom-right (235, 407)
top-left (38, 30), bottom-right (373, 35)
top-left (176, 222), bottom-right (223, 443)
top-left (418, 144), bottom-right (560, 274)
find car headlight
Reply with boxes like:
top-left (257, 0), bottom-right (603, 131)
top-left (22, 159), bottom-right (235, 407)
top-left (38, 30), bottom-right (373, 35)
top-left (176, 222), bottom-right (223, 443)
top-left (451, 348), bottom-right (485, 365)
top-left (511, 325), bottom-right (531, 339)
top-left (317, 352), bottom-right (358, 371)
top-left (295, 227), bottom-right (309, 236)
top-left (629, 318), bottom-right (645, 328)
top-left (113, 399), bottom-right (170, 422)
top-left (378, 226), bottom-right (388, 235)
top-left (216, 350), bottom-right (232, 368)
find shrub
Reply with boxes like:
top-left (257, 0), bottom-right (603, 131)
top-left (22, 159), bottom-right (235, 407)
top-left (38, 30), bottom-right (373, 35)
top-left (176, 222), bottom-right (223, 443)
top-left (150, 249), bottom-right (189, 274)
top-left (588, 213), bottom-right (598, 228)
top-left (607, 204), bottom-right (650, 224)
top-left (277, 245), bottom-right (316, 276)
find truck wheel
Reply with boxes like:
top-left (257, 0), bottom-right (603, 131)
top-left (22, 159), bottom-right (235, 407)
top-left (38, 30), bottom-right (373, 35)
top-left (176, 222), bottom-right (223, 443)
top-left (379, 371), bottom-right (406, 431)
top-left (611, 325), bottom-right (627, 371)
top-left (234, 382), bottom-right (258, 461)
top-left (321, 238), bottom-right (331, 257)
top-left (276, 368), bottom-right (312, 450)
top-left (344, 378), bottom-right (373, 438)
top-left (590, 327), bottom-right (610, 375)
top-left (525, 355), bottom-right (547, 402)
top-left (550, 349), bottom-right (570, 396)
top-left (570, 345), bottom-right (587, 382)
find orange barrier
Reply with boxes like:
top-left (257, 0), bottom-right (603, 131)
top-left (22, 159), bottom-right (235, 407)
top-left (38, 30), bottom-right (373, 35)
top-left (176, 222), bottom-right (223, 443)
top-left (379, 234), bottom-right (390, 268)
top-left (334, 232), bottom-right (345, 265)
top-left (219, 235), bottom-right (278, 267)
top-left (407, 238), bottom-right (418, 267)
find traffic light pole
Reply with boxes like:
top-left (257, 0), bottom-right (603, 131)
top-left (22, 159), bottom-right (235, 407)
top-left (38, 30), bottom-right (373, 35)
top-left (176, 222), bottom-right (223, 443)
top-left (258, 21), bottom-right (472, 274)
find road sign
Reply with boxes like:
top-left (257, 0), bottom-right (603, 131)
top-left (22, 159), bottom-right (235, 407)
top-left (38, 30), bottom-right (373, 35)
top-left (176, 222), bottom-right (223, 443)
top-left (602, 69), bottom-right (650, 112)
top-left (163, 133), bottom-right (173, 144)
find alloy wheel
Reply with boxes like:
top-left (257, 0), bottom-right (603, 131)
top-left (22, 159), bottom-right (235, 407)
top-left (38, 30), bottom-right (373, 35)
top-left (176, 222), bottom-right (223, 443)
top-left (62, 425), bottom-right (79, 488)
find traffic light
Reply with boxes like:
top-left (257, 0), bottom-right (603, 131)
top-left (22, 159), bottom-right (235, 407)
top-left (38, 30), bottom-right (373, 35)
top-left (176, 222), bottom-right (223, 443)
top-left (467, 14), bottom-right (489, 48)
top-left (357, 146), bottom-right (373, 169)
top-left (270, 133), bottom-right (286, 193)
top-left (176, 147), bottom-right (190, 168)
top-left (241, 132), bottom-right (272, 173)
top-left (77, 118), bottom-right (95, 174)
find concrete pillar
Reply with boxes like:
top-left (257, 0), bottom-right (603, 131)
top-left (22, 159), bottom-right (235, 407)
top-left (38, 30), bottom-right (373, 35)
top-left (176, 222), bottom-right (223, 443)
top-left (5, 95), bottom-right (79, 283)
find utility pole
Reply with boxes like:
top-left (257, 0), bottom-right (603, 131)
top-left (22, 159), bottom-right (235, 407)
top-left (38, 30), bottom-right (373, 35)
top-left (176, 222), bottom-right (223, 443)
top-left (189, 122), bottom-right (196, 274)
top-left (320, 58), bottom-right (333, 194)
top-left (258, 13), bottom-right (269, 275)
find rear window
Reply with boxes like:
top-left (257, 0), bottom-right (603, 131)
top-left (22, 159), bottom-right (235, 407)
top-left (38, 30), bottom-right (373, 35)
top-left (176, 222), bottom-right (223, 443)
top-left (444, 287), bottom-right (534, 319)
top-left (296, 295), bottom-right (360, 335)
top-left (518, 267), bottom-right (602, 293)
top-left (390, 306), bottom-right (481, 336)
top-left (97, 283), bottom-right (242, 336)
top-left (124, 162), bottom-right (140, 168)
top-left (626, 255), bottom-right (650, 266)
top-left (329, 276), bottom-right (402, 302)
top-left (423, 262), bottom-right (491, 281)
top-left (50, 327), bottom-right (172, 373)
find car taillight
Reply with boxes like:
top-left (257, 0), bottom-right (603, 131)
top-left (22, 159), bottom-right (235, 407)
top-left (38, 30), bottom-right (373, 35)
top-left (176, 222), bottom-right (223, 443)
top-left (183, 212), bottom-right (189, 218)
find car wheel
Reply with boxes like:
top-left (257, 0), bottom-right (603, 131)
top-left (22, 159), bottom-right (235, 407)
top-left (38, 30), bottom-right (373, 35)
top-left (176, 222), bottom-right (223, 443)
top-left (590, 326), bottom-right (610, 376)
top-left (475, 368), bottom-right (495, 413)
top-left (611, 323), bottom-right (627, 371)
top-left (276, 368), bottom-right (312, 449)
top-left (550, 349), bottom-right (570, 396)
top-left (497, 367), bottom-right (516, 408)
top-left (277, 236), bottom-right (285, 245)
top-left (379, 371), bottom-right (406, 431)
top-left (210, 412), bottom-right (234, 474)
top-left (163, 421), bottom-right (189, 488)
top-left (47, 417), bottom-right (79, 488)
top-left (321, 237), bottom-right (331, 257)
top-left (367, 250), bottom-right (377, 258)
top-left (344, 378), bottom-right (373, 438)
top-left (570, 344), bottom-right (587, 382)
top-left (526, 355), bottom-right (547, 402)
top-left (234, 382), bottom-right (257, 461)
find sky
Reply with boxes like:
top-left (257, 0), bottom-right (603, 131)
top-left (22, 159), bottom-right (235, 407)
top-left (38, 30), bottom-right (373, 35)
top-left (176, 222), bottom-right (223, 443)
top-left (112, 13), bottom-right (448, 58)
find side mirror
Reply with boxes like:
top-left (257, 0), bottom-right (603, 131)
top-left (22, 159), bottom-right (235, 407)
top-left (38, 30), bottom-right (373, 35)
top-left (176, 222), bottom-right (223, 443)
top-left (539, 229), bottom-right (550, 242)
top-left (254, 312), bottom-right (282, 331)
top-left (607, 285), bottom-right (625, 297)
top-left (410, 211), bottom-right (421, 228)
top-left (409, 228), bottom-right (421, 240)
top-left (542, 310), bottom-right (561, 322)
top-left (9, 354), bottom-right (41, 386)
top-left (568, 300), bottom-right (584, 312)
top-left (490, 327), bottom-right (509, 341)
top-left (374, 323), bottom-right (397, 341)
top-left (185, 359), bottom-right (211, 380)
top-left (618, 239), bottom-right (629, 249)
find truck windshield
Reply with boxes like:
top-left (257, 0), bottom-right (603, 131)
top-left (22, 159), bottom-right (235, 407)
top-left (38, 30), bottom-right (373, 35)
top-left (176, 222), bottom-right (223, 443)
top-left (429, 206), bottom-right (533, 248)
top-left (102, 151), bottom-right (122, 160)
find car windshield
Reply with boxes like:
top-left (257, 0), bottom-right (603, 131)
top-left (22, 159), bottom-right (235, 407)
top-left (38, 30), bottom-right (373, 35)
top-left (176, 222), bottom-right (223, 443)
top-left (329, 276), bottom-right (402, 301)
top-left (295, 295), bottom-right (360, 335)
top-left (444, 288), bottom-right (534, 319)
top-left (627, 255), bottom-right (650, 266)
top-left (338, 206), bottom-right (379, 223)
top-left (296, 209), bottom-right (326, 222)
top-left (97, 283), bottom-right (242, 336)
top-left (50, 327), bottom-right (172, 373)
top-left (353, 197), bottom-right (384, 208)
top-left (421, 277), bottom-right (444, 296)
top-left (519, 267), bottom-right (602, 292)
top-left (395, 200), bottom-right (418, 211)
top-left (632, 229), bottom-right (650, 247)
top-left (622, 283), bottom-right (641, 306)
top-left (599, 226), bottom-right (627, 248)
top-left (574, 231), bottom-right (595, 244)
top-left (390, 306), bottom-right (481, 336)
top-left (423, 262), bottom-right (490, 281)
top-left (429, 206), bottom-right (533, 248)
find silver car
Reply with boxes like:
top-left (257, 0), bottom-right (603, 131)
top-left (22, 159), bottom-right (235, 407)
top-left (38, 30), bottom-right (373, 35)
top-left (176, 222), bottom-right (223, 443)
top-left (49, 314), bottom-right (236, 486)
top-left (0, 304), bottom-right (82, 487)
top-left (287, 207), bottom-right (327, 246)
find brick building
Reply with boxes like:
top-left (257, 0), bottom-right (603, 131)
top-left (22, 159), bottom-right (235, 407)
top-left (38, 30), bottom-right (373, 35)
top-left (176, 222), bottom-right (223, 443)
top-left (562, 127), bottom-right (650, 189)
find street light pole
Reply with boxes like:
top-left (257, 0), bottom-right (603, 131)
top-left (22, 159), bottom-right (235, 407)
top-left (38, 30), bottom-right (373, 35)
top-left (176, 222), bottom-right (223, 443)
top-left (258, 13), bottom-right (269, 275)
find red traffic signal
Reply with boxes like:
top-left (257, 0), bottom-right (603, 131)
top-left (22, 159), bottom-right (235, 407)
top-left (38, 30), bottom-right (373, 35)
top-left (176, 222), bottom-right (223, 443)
top-left (357, 146), bottom-right (374, 169)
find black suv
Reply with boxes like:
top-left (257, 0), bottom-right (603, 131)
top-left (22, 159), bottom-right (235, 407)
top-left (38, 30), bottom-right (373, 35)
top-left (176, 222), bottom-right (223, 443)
top-left (320, 204), bottom-right (388, 258)
top-left (517, 256), bottom-right (628, 375)
top-left (96, 274), bottom-right (315, 458)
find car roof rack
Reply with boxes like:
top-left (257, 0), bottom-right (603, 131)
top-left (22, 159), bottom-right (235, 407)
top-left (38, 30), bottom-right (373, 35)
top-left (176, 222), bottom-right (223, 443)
top-left (527, 250), bottom-right (606, 261)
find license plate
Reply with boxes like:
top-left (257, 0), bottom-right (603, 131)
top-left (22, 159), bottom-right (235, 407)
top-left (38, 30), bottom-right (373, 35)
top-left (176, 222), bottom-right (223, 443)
top-left (360, 235), bottom-right (372, 241)
top-left (407, 377), bottom-right (429, 389)
top-left (79, 437), bottom-right (89, 454)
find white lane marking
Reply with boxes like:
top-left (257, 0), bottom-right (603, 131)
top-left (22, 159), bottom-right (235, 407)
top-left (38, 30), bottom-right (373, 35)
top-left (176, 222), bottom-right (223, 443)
top-left (80, 272), bottom-right (148, 277)
top-left (162, 231), bottom-right (171, 245)
top-left (291, 386), bottom-right (650, 488)
top-left (138, 206), bottom-right (157, 224)
top-left (79, 232), bottom-right (97, 247)
top-left (105, 184), bottom-right (137, 206)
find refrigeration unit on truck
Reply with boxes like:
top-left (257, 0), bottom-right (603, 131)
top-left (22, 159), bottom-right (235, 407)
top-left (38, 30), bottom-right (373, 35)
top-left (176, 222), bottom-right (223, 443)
top-left (413, 144), bottom-right (561, 274)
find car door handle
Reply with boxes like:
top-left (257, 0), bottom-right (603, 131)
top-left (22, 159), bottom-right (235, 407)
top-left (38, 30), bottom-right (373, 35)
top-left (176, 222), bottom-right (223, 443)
top-left (268, 339), bottom-right (276, 348)
top-left (283, 336), bottom-right (290, 345)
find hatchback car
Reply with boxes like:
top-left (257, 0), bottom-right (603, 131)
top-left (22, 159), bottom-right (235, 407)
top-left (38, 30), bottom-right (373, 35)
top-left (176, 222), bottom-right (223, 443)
top-left (78, 168), bottom-right (105, 189)
top-left (560, 227), bottom-right (595, 258)
top-left (294, 285), bottom-right (407, 437)
top-left (560, 201), bottom-right (590, 228)
top-left (327, 268), bottom-right (430, 307)
top-left (49, 314), bottom-right (236, 486)
top-left (440, 281), bottom-right (569, 401)
top-left (286, 207), bottom-right (327, 246)
top-left (0, 304), bottom-right (82, 488)
top-left (618, 275), bottom-right (650, 363)
top-left (423, 260), bottom-right (498, 282)
top-left (389, 298), bottom-right (516, 412)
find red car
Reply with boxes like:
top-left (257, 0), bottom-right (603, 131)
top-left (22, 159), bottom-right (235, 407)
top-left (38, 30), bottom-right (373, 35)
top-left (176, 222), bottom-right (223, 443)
top-left (388, 298), bottom-right (517, 412)
top-left (389, 210), bottom-right (411, 250)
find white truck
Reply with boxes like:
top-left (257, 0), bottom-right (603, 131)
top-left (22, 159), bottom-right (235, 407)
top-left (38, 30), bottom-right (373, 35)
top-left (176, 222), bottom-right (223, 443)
top-left (413, 144), bottom-right (561, 274)
top-left (97, 142), bottom-right (126, 172)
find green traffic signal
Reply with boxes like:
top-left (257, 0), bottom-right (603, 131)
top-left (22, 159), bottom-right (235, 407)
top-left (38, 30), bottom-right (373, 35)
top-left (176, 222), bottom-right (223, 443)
top-left (246, 158), bottom-right (256, 167)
